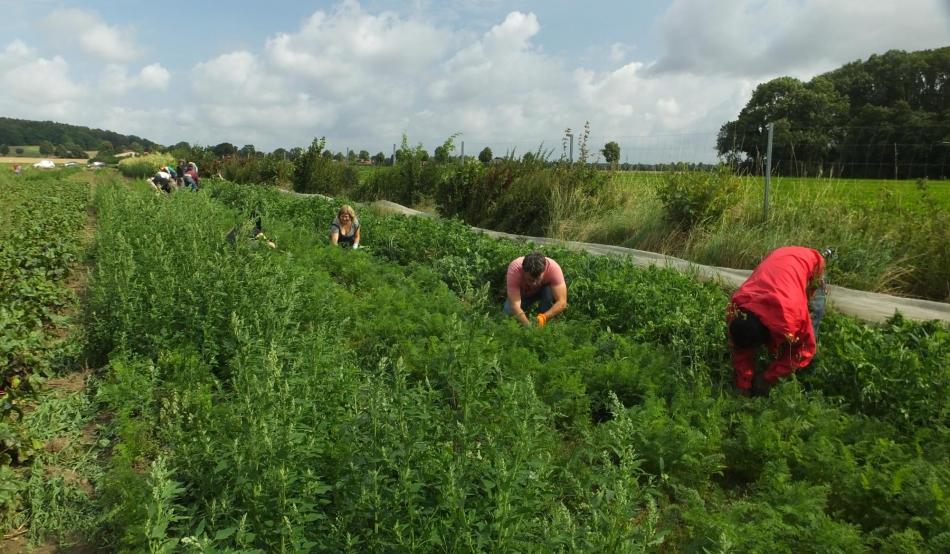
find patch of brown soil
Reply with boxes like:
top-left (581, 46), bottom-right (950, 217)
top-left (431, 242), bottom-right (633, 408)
top-left (44, 369), bottom-right (91, 394)
top-left (42, 467), bottom-right (93, 496)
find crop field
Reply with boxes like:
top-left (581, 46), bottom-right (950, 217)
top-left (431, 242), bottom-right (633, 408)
top-left (2, 171), bottom-right (949, 551)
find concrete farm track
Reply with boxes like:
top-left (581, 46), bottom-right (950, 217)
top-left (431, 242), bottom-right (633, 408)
top-left (370, 200), bottom-right (950, 324)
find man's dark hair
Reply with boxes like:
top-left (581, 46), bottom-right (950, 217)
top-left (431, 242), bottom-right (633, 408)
top-left (522, 252), bottom-right (547, 276)
top-left (729, 310), bottom-right (769, 348)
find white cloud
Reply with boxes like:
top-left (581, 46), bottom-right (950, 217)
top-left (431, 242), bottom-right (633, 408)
top-left (264, 0), bottom-right (453, 97)
top-left (177, 5), bottom-right (740, 157)
top-left (192, 51), bottom-right (290, 104)
top-left (429, 11), bottom-right (565, 107)
top-left (42, 8), bottom-right (140, 62)
top-left (187, 51), bottom-right (339, 147)
top-left (0, 41), bottom-right (83, 106)
top-left (100, 63), bottom-right (170, 95)
top-left (651, 0), bottom-right (950, 78)
top-left (3, 39), bottom-right (32, 59)
top-left (139, 63), bottom-right (170, 89)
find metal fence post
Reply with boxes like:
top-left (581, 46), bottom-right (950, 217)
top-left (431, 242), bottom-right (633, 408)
top-left (764, 122), bottom-right (774, 221)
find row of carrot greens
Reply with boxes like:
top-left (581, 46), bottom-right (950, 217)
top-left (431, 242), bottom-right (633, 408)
top-left (56, 178), bottom-right (944, 552)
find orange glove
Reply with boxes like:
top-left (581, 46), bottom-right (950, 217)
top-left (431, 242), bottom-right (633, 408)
top-left (536, 313), bottom-right (547, 327)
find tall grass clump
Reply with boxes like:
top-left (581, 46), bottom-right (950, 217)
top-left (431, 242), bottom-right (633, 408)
top-left (292, 137), bottom-right (358, 196)
top-left (356, 135), bottom-right (448, 205)
top-left (116, 154), bottom-right (174, 179)
top-left (219, 154), bottom-right (295, 187)
top-left (435, 150), bottom-right (611, 236)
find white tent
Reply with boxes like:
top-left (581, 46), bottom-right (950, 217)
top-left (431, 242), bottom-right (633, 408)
top-left (32, 159), bottom-right (56, 169)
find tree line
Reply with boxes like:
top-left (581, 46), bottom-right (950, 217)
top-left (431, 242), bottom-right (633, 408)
top-left (717, 47), bottom-right (950, 179)
top-left (0, 117), bottom-right (160, 159)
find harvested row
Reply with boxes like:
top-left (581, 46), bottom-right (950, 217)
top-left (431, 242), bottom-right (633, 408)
top-left (1, 170), bottom-right (90, 463)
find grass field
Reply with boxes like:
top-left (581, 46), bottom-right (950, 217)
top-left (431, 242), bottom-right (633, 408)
top-left (560, 171), bottom-right (950, 300)
top-left (2, 157), bottom-right (93, 167)
top-left (1, 145), bottom-right (98, 165)
top-left (610, 172), bottom-right (950, 213)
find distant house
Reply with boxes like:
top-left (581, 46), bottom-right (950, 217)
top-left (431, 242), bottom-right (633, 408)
top-left (114, 151), bottom-right (138, 159)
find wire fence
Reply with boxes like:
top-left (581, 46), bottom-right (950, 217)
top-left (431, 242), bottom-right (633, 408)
top-left (368, 127), bottom-right (950, 179)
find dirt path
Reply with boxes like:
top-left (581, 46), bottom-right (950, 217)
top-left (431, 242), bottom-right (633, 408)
top-left (371, 200), bottom-right (950, 324)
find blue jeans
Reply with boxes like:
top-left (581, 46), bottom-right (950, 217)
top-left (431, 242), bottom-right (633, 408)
top-left (809, 283), bottom-right (827, 337)
top-left (504, 285), bottom-right (554, 316)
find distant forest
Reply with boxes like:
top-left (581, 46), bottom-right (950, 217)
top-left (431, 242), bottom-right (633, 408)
top-left (0, 117), bottom-right (160, 158)
top-left (718, 47), bottom-right (950, 178)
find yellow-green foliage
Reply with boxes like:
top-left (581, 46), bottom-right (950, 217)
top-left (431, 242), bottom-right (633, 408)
top-left (118, 154), bottom-right (174, 179)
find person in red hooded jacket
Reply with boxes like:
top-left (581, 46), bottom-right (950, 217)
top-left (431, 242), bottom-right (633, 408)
top-left (727, 246), bottom-right (828, 396)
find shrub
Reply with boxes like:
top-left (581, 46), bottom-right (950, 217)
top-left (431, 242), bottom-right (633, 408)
top-left (657, 167), bottom-right (739, 230)
top-left (117, 153), bottom-right (174, 178)
top-left (293, 138), bottom-right (358, 196)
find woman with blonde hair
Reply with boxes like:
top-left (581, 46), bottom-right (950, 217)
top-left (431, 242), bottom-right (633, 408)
top-left (329, 204), bottom-right (361, 248)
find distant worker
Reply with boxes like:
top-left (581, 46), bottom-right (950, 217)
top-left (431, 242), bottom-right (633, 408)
top-left (329, 204), bottom-right (360, 249)
top-left (149, 166), bottom-right (173, 193)
top-left (165, 164), bottom-right (177, 187)
top-left (13, 164), bottom-right (21, 176)
top-left (226, 212), bottom-right (276, 249)
top-left (727, 246), bottom-right (827, 396)
top-left (504, 251), bottom-right (568, 327)
top-left (183, 163), bottom-right (200, 192)
top-left (176, 159), bottom-right (187, 187)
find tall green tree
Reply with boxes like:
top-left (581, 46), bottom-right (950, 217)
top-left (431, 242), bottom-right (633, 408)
top-left (213, 142), bottom-right (237, 157)
top-left (478, 147), bottom-right (493, 163)
top-left (601, 141), bottom-right (620, 166)
top-left (718, 46), bottom-right (950, 178)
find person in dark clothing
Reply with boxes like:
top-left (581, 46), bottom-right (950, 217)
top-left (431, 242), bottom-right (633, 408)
top-left (727, 246), bottom-right (827, 396)
top-left (227, 213), bottom-right (276, 249)
top-left (176, 159), bottom-right (187, 187)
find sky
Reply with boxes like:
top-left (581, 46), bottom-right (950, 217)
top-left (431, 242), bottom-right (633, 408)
top-left (1, 0), bottom-right (948, 162)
